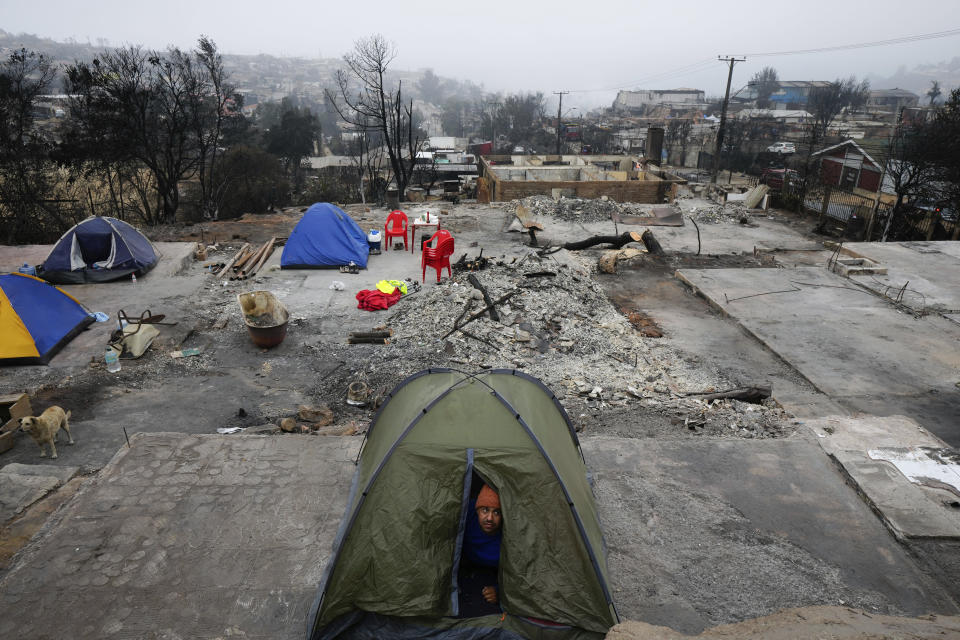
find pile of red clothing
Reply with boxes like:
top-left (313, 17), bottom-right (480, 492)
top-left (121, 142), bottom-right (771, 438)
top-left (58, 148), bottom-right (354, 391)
top-left (356, 288), bottom-right (402, 311)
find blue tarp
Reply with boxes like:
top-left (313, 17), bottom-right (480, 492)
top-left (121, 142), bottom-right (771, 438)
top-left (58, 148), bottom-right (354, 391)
top-left (0, 273), bottom-right (94, 366)
top-left (40, 216), bottom-right (159, 284)
top-left (281, 203), bottom-right (369, 269)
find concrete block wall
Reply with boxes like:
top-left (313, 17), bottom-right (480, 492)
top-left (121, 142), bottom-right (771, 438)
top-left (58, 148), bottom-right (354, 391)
top-left (493, 178), bottom-right (669, 203)
top-left (480, 156), bottom-right (683, 203)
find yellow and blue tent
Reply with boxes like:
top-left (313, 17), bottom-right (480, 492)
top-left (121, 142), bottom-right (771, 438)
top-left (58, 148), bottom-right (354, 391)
top-left (0, 273), bottom-right (94, 365)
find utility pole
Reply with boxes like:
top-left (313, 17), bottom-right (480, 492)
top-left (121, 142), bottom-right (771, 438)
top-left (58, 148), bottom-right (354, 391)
top-left (711, 56), bottom-right (745, 184)
top-left (554, 91), bottom-right (569, 155)
top-left (486, 100), bottom-right (502, 153)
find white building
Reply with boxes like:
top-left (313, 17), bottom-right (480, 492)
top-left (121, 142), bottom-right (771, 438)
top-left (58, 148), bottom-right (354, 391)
top-left (613, 88), bottom-right (705, 112)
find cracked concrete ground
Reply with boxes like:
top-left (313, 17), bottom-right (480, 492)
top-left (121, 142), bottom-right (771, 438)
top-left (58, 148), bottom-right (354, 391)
top-left (2, 431), bottom-right (955, 638)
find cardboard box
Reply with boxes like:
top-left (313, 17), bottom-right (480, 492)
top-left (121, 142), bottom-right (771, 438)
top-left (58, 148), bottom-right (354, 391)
top-left (0, 393), bottom-right (32, 454)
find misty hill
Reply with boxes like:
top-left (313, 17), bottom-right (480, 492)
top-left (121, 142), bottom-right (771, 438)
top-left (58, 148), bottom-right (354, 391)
top-left (866, 57), bottom-right (960, 102)
top-left (0, 29), bottom-right (480, 108)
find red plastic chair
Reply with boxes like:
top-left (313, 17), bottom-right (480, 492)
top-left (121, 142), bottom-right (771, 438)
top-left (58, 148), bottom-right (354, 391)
top-left (384, 210), bottom-right (408, 250)
top-left (422, 233), bottom-right (455, 283)
top-left (421, 228), bottom-right (452, 252)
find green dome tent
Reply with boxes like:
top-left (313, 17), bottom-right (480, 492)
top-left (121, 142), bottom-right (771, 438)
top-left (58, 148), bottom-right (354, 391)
top-left (307, 369), bottom-right (618, 640)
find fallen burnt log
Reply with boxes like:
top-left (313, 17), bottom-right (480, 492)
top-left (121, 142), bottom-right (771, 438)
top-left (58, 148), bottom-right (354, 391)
top-left (347, 328), bottom-right (393, 344)
top-left (349, 330), bottom-right (393, 340)
top-left (347, 336), bottom-right (390, 345)
top-left (685, 385), bottom-right (772, 404)
top-left (562, 230), bottom-right (664, 255)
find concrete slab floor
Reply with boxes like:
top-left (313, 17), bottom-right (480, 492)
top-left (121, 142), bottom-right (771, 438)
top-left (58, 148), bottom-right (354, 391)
top-left (602, 260), bottom-right (847, 421)
top-left (0, 475), bottom-right (85, 571)
top-left (676, 267), bottom-right (960, 446)
top-left (588, 435), bottom-right (958, 634)
top-left (806, 414), bottom-right (960, 540)
top-left (836, 241), bottom-right (960, 314)
top-left (0, 463), bottom-right (79, 523)
top-left (1, 433), bottom-right (956, 639)
top-left (662, 200), bottom-right (825, 256)
top-left (0, 433), bottom-right (359, 640)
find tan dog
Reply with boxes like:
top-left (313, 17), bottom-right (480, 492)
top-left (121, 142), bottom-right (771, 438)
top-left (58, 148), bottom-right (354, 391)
top-left (19, 406), bottom-right (73, 459)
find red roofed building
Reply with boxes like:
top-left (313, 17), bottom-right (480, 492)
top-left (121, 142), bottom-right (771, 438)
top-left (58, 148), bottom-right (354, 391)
top-left (811, 139), bottom-right (882, 193)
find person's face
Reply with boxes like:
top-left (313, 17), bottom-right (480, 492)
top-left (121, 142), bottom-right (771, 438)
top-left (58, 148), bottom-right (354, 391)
top-left (477, 505), bottom-right (502, 534)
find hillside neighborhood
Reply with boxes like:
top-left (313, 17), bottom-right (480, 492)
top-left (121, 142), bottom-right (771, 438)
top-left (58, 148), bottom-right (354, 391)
top-left (1, 24), bottom-right (959, 640)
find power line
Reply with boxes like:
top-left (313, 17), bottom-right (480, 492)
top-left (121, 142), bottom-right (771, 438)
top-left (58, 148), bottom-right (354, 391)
top-left (563, 27), bottom-right (960, 95)
top-left (567, 58), bottom-right (717, 94)
top-left (742, 27), bottom-right (960, 57)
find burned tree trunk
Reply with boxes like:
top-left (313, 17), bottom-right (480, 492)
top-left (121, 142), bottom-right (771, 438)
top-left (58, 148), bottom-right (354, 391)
top-left (563, 231), bottom-right (642, 251)
top-left (640, 229), bottom-right (665, 255)
top-left (562, 230), bottom-right (665, 255)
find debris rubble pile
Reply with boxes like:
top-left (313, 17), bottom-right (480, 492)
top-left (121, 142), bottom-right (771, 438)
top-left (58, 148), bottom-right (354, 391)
top-left (517, 195), bottom-right (677, 223)
top-left (332, 249), bottom-right (792, 439)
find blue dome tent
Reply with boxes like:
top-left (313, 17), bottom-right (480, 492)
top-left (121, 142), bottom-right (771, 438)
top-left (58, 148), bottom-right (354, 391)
top-left (281, 203), bottom-right (369, 269)
top-left (40, 216), bottom-right (159, 284)
top-left (0, 273), bottom-right (94, 366)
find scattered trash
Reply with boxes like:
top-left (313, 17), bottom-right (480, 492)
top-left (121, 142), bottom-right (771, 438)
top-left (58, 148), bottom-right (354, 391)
top-left (109, 321), bottom-right (159, 359)
top-left (237, 290), bottom-right (289, 348)
top-left (216, 426), bottom-right (244, 434)
top-left (170, 347), bottom-right (202, 359)
top-left (330, 281), bottom-right (346, 291)
top-left (348, 329), bottom-right (392, 345)
top-left (105, 347), bottom-right (121, 373)
top-left (90, 311), bottom-right (110, 322)
top-left (346, 381), bottom-right (370, 406)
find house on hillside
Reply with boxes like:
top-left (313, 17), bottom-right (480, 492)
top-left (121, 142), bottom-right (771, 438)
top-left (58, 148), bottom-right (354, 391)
top-left (613, 88), bottom-right (705, 113)
top-left (868, 89), bottom-right (920, 113)
top-left (812, 140), bottom-right (883, 193)
top-left (737, 109), bottom-right (811, 124)
top-left (739, 81), bottom-right (832, 107)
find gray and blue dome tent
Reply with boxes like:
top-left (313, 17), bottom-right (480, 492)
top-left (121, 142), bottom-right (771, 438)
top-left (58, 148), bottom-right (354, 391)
top-left (307, 369), bottom-right (618, 640)
top-left (281, 203), bottom-right (369, 269)
top-left (39, 216), bottom-right (159, 284)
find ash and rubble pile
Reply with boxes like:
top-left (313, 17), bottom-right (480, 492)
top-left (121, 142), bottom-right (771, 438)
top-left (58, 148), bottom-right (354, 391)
top-left (516, 195), bottom-right (677, 223)
top-left (368, 249), bottom-right (791, 439)
top-left (686, 202), bottom-right (752, 225)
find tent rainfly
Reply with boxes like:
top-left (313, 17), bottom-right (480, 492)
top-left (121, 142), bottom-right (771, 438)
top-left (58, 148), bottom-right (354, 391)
top-left (281, 202), bottom-right (369, 269)
top-left (307, 369), bottom-right (618, 640)
top-left (40, 216), bottom-right (159, 284)
top-left (0, 273), bottom-right (94, 365)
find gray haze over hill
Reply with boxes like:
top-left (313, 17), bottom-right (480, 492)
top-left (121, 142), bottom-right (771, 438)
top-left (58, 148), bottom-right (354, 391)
top-left (2, 1), bottom-right (959, 109)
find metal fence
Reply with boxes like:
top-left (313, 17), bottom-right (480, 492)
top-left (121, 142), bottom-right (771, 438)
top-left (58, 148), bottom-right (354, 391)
top-left (788, 182), bottom-right (957, 241)
top-left (873, 206), bottom-right (958, 241)
top-left (801, 185), bottom-right (880, 224)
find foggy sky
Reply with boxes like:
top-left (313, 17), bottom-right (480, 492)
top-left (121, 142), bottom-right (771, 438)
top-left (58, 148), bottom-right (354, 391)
top-left (3, 0), bottom-right (959, 108)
